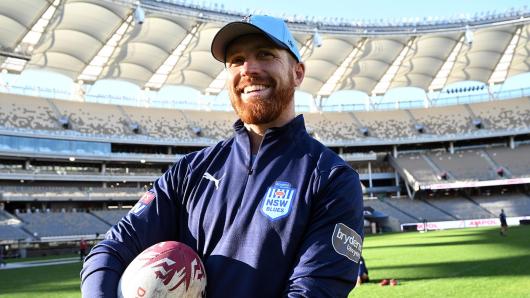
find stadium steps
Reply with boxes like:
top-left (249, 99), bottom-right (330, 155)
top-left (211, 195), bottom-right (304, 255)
top-left (480, 149), bottom-right (513, 178)
top-left (460, 193), bottom-right (496, 217)
top-left (44, 98), bottom-right (69, 130)
top-left (422, 154), bottom-right (456, 180)
top-left (88, 211), bottom-right (113, 226)
top-left (420, 199), bottom-right (459, 220)
top-left (378, 199), bottom-right (420, 222)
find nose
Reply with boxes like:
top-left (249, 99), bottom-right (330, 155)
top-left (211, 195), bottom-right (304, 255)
top-left (240, 58), bottom-right (259, 77)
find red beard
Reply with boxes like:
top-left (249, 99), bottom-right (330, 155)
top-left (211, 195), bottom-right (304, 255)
top-left (229, 74), bottom-right (295, 125)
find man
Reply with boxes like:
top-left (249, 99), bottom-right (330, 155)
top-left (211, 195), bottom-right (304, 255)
top-left (81, 15), bottom-right (364, 297)
top-left (79, 238), bottom-right (88, 261)
top-left (499, 209), bottom-right (508, 236)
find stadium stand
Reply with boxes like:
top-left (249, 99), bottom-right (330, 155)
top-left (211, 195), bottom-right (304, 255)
top-left (427, 196), bottom-right (493, 219)
top-left (91, 209), bottom-right (130, 226)
top-left (0, 187), bottom-right (144, 202)
top-left (363, 198), bottom-right (418, 224)
top-left (408, 105), bottom-right (473, 135)
top-left (353, 109), bottom-right (416, 139)
top-left (426, 149), bottom-right (498, 181)
top-left (383, 198), bottom-right (456, 222)
top-left (468, 97), bottom-right (530, 131)
top-left (486, 144), bottom-right (530, 177)
top-left (17, 211), bottom-right (110, 238)
top-left (0, 225), bottom-right (30, 241)
top-left (51, 99), bottom-right (131, 136)
top-left (0, 93), bottom-right (58, 131)
top-left (392, 153), bottom-right (441, 184)
top-left (471, 193), bottom-right (530, 217)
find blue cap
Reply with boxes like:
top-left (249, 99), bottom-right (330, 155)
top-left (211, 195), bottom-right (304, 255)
top-left (211, 15), bottom-right (302, 63)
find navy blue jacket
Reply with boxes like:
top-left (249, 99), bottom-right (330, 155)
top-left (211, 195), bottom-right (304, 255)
top-left (81, 115), bottom-right (364, 297)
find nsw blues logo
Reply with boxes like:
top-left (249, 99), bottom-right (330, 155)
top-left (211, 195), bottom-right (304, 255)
top-left (260, 181), bottom-right (296, 220)
top-left (131, 191), bottom-right (155, 216)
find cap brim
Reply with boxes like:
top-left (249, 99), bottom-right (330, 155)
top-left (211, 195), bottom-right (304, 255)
top-left (211, 22), bottom-right (286, 63)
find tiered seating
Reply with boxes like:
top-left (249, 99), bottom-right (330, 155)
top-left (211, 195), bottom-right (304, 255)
top-left (383, 198), bottom-right (455, 222)
top-left (0, 93), bottom-right (58, 130)
top-left (1, 93), bottom-right (528, 142)
top-left (353, 109), bottom-right (416, 139)
top-left (0, 187), bottom-right (144, 202)
top-left (122, 105), bottom-right (194, 140)
top-left (185, 110), bottom-right (236, 140)
top-left (409, 105), bottom-right (472, 135)
top-left (303, 112), bottom-right (361, 142)
top-left (17, 211), bottom-right (110, 237)
top-left (91, 209), bottom-right (129, 225)
top-left (0, 225), bottom-right (29, 241)
top-left (487, 144), bottom-right (530, 177)
top-left (427, 196), bottom-right (493, 219)
top-left (471, 193), bottom-right (530, 217)
top-left (427, 149), bottom-right (498, 181)
top-left (393, 153), bottom-right (440, 184)
top-left (469, 98), bottom-right (530, 130)
top-left (363, 198), bottom-right (418, 224)
top-left (52, 99), bottom-right (130, 135)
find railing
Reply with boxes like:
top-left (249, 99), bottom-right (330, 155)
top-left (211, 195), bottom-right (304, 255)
top-left (2, 82), bottom-right (529, 113)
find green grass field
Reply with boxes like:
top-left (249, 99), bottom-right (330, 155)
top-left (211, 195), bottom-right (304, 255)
top-left (0, 226), bottom-right (529, 297)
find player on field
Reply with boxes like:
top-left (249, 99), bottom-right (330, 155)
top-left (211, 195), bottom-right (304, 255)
top-left (499, 209), bottom-right (508, 236)
top-left (81, 15), bottom-right (364, 297)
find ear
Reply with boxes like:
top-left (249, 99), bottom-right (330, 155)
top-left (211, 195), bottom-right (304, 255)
top-left (292, 62), bottom-right (305, 87)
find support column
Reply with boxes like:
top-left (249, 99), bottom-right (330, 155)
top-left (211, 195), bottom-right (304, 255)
top-left (395, 171), bottom-right (401, 197)
top-left (449, 142), bottom-right (454, 154)
top-left (368, 162), bottom-right (373, 197)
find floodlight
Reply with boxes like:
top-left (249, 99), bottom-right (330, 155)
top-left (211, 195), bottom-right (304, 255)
top-left (313, 28), bottom-right (323, 48)
top-left (134, 4), bottom-right (145, 25)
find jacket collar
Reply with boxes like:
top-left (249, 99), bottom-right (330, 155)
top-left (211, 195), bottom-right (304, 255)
top-left (233, 114), bottom-right (307, 141)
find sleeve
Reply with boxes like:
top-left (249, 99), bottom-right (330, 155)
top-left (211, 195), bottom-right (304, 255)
top-left (284, 166), bottom-right (364, 298)
top-left (80, 157), bottom-right (190, 297)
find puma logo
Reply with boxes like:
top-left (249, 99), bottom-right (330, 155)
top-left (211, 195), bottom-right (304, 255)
top-left (203, 172), bottom-right (223, 189)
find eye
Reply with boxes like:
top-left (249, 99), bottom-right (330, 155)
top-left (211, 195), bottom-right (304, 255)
top-left (257, 50), bottom-right (274, 59)
top-left (226, 56), bottom-right (244, 68)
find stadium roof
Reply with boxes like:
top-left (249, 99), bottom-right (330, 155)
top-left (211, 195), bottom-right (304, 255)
top-left (1, 0), bottom-right (529, 98)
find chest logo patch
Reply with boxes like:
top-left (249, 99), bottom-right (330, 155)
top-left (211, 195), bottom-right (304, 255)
top-left (260, 181), bottom-right (296, 220)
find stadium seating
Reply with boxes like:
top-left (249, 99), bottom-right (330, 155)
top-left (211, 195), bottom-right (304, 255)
top-left (0, 225), bottom-right (30, 241)
top-left (0, 187), bottom-right (144, 202)
top-left (392, 153), bottom-right (441, 184)
top-left (1, 93), bottom-right (528, 143)
top-left (17, 211), bottom-right (112, 237)
top-left (471, 193), bottom-right (530, 217)
top-left (0, 93), bottom-right (59, 131)
top-left (383, 198), bottom-right (456, 222)
top-left (363, 198), bottom-right (418, 224)
top-left (408, 105), bottom-right (473, 135)
top-left (427, 196), bottom-right (493, 219)
top-left (468, 98), bottom-right (530, 131)
top-left (91, 209), bottom-right (130, 226)
top-left (486, 144), bottom-right (530, 177)
top-left (426, 149), bottom-right (498, 181)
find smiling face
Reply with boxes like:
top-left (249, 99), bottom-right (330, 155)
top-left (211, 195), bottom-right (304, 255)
top-left (225, 34), bottom-right (304, 125)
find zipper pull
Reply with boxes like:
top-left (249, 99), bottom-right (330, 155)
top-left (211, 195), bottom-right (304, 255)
top-left (248, 168), bottom-right (253, 175)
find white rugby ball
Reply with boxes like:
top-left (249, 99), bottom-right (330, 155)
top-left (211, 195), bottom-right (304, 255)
top-left (117, 241), bottom-right (206, 298)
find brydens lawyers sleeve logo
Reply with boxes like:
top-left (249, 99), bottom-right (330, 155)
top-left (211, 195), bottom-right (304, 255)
top-left (332, 223), bottom-right (363, 263)
top-left (131, 191), bottom-right (155, 215)
top-left (260, 181), bottom-right (296, 220)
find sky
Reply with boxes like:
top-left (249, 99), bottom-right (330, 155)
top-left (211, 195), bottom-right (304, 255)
top-left (219, 0), bottom-right (529, 20)
top-left (2, 0), bottom-right (530, 110)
